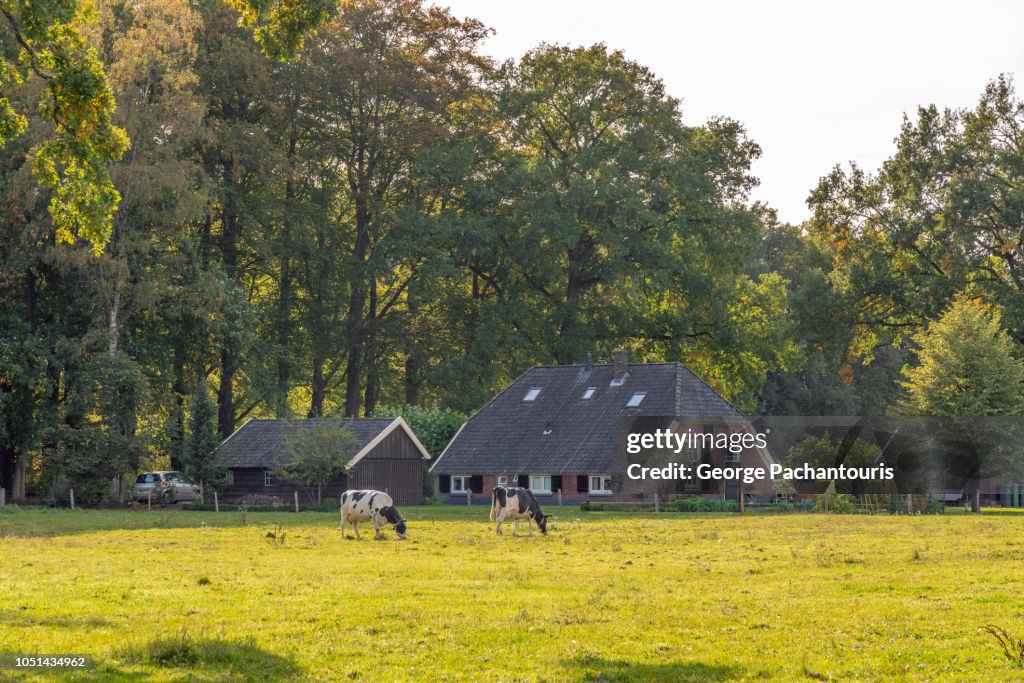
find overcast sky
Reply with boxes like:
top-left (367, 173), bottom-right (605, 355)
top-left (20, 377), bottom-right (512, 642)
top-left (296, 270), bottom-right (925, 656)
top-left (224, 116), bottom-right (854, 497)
top-left (440, 0), bottom-right (1024, 224)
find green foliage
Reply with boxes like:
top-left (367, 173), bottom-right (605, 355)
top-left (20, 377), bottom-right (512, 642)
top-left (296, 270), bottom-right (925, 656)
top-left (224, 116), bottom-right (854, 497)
top-left (225, 0), bottom-right (340, 59)
top-left (0, 0), bottom-right (129, 252)
top-left (813, 493), bottom-right (854, 514)
top-left (671, 497), bottom-right (741, 513)
top-left (900, 294), bottom-right (1024, 417)
top-left (371, 404), bottom-right (465, 458)
top-left (183, 377), bottom-right (224, 493)
top-left (270, 420), bottom-right (359, 506)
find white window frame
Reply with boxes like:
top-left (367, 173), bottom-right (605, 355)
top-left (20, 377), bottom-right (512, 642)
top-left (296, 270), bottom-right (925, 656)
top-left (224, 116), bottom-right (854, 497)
top-left (225, 470), bottom-right (235, 487)
top-left (626, 392), bottom-right (647, 408)
top-left (582, 386), bottom-right (597, 400)
top-left (530, 475), bottom-right (552, 495)
top-left (264, 470), bottom-right (273, 487)
top-left (523, 387), bottom-right (542, 402)
top-left (589, 475), bottom-right (613, 496)
top-left (451, 475), bottom-right (469, 494)
top-left (497, 475), bottom-right (509, 487)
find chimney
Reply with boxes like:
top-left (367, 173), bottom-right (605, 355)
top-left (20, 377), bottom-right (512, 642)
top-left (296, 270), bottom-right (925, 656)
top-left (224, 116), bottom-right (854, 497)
top-left (613, 349), bottom-right (629, 380)
top-left (585, 352), bottom-right (593, 370)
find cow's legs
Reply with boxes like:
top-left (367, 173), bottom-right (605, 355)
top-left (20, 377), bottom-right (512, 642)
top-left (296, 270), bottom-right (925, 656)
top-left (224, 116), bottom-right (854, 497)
top-left (512, 518), bottom-right (520, 536)
top-left (495, 510), bottom-right (506, 535)
top-left (527, 516), bottom-right (533, 536)
top-left (352, 520), bottom-right (362, 540)
top-left (372, 512), bottom-right (384, 539)
top-left (340, 514), bottom-right (346, 538)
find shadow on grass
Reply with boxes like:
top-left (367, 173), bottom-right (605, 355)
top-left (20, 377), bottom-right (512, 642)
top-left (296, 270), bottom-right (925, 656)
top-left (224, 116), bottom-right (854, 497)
top-left (0, 610), bottom-right (112, 629)
top-left (112, 631), bottom-right (303, 682)
top-left (564, 654), bottom-right (741, 682)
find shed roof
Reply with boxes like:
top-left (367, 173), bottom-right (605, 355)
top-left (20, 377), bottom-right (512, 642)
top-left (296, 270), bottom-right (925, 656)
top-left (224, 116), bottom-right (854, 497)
top-left (217, 417), bottom-right (429, 469)
top-left (431, 362), bottom-right (752, 475)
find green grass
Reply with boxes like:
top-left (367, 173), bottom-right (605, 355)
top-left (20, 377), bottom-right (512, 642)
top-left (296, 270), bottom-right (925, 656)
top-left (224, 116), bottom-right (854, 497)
top-left (2, 505), bottom-right (1024, 681)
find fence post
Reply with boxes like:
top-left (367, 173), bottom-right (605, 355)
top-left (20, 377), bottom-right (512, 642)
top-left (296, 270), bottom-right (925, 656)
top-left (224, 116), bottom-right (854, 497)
top-left (654, 492), bottom-right (660, 513)
top-left (147, 491), bottom-right (152, 511)
top-left (0, 487), bottom-right (5, 507)
top-left (466, 490), bottom-right (472, 508)
top-left (907, 493), bottom-right (913, 515)
top-left (69, 488), bottom-right (75, 510)
top-left (294, 490), bottom-right (299, 513)
top-left (214, 491), bottom-right (219, 513)
top-left (558, 488), bottom-right (562, 507)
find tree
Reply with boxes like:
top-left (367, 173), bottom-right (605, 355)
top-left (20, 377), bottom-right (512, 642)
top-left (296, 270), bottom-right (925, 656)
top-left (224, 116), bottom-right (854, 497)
top-left (271, 420), bottom-right (359, 506)
top-left (783, 431), bottom-right (882, 495)
top-left (809, 76), bottom-right (1024, 351)
top-left (0, 0), bottom-right (129, 252)
top-left (899, 294), bottom-right (1024, 511)
top-left (900, 295), bottom-right (1024, 417)
top-left (183, 377), bottom-right (223, 497)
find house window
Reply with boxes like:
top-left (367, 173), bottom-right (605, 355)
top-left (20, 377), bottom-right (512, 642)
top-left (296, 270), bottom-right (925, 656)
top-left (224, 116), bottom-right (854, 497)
top-left (582, 387), bottom-right (596, 400)
top-left (451, 475), bottom-right (469, 494)
top-left (264, 470), bottom-right (273, 487)
top-left (530, 475), bottom-right (552, 494)
top-left (497, 475), bottom-right (509, 487)
top-left (523, 388), bottom-right (541, 402)
top-left (225, 470), bottom-right (234, 487)
top-left (626, 392), bottom-right (646, 408)
top-left (590, 475), bottom-right (613, 495)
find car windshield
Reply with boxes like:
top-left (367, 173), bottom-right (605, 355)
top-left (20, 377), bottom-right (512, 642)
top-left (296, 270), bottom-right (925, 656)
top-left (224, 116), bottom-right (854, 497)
top-left (136, 474), bottom-right (159, 484)
top-left (177, 475), bottom-right (194, 485)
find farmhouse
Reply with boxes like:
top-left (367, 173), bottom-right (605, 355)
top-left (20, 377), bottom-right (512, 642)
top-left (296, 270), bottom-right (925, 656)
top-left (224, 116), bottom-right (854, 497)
top-left (431, 351), bottom-right (774, 504)
top-left (216, 417), bottom-right (430, 505)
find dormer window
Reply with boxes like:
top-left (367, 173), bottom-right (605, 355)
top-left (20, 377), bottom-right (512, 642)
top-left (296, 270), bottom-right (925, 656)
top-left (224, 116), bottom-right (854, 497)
top-left (582, 387), bottom-right (596, 400)
top-left (543, 421), bottom-right (553, 435)
top-left (523, 387), bottom-right (541, 402)
top-left (626, 392), bottom-right (646, 408)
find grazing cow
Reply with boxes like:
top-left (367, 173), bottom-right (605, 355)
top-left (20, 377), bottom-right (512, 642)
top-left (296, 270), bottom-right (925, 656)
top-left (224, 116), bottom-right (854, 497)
top-left (340, 490), bottom-right (407, 540)
top-left (490, 486), bottom-right (548, 536)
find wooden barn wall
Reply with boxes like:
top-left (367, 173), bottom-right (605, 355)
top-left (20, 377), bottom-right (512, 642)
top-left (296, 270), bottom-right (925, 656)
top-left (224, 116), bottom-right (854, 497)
top-left (348, 428), bottom-right (424, 505)
top-left (220, 467), bottom-right (348, 505)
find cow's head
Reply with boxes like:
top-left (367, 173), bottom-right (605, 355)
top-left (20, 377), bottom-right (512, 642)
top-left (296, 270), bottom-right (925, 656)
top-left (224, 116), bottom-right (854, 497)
top-left (381, 505), bottom-right (407, 539)
top-left (535, 512), bottom-right (548, 535)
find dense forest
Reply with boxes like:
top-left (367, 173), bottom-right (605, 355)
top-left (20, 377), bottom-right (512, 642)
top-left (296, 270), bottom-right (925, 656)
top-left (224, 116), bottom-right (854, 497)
top-left (2, 0), bottom-right (1022, 503)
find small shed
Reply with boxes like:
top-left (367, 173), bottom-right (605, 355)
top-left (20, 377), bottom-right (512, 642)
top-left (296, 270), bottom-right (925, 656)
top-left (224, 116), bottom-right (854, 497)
top-left (216, 417), bottom-right (430, 505)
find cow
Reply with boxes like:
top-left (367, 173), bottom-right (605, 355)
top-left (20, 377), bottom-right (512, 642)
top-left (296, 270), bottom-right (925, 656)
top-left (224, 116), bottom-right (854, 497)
top-left (490, 486), bottom-right (548, 536)
top-left (340, 490), bottom-right (407, 540)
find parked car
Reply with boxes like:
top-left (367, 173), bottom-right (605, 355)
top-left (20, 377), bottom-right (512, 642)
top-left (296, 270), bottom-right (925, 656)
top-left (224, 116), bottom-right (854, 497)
top-left (133, 471), bottom-right (200, 503)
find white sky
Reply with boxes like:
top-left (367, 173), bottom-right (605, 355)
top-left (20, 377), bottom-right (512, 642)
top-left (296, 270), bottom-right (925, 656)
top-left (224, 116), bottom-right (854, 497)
top-left (440, 0), bottom-right (1024, 224)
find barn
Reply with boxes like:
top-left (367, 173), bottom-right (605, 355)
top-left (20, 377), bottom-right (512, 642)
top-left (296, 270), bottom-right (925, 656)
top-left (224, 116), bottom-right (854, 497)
top-left (216, 417), bottom-right (430, 505)
top-left (430, 351), bottom-right (774, 504)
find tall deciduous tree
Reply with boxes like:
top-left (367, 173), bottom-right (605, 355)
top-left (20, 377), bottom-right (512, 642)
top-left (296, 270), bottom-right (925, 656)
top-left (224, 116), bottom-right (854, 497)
top-left (900, 294), bottom-right (1024, 417)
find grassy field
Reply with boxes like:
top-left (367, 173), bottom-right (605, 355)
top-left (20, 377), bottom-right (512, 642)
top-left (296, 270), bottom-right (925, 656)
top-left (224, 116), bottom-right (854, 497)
top-left (2, 505), bottom-right (1024, 682)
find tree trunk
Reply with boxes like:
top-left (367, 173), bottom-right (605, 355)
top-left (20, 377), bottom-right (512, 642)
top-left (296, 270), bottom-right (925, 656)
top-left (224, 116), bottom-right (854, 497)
top-left (217, 345), bottom-right (235, 439)
top-left (344, 210), bottom-right (371, 417)
top-left (309, 353), bottom-right (326, 418)
top-left (363, 281), bottom-right (378, 416)
top-left (276, 254), bottom-right (292, 418)
top-left (12, 456), bottom-right (25, 501)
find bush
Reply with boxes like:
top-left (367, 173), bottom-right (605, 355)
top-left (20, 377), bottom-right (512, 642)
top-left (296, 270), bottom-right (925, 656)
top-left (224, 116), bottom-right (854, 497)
top-left (813, 493), bottom-right (854, 514)
top-left (322, 498), bottom-right (337, 510)
top-left (671, 497), bottom-right (740, 513)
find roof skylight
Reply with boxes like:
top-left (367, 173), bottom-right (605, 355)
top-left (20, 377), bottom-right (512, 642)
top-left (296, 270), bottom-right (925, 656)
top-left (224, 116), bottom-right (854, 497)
top-left (523, 387), bottom-right (541, 402)
top-left (626, 392), bottom-right (646, 408)
top-left (582, 387), bottom-right (596, 400)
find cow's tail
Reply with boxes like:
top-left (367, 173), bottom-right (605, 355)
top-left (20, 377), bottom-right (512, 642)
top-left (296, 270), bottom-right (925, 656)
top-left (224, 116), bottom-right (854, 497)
top-left (490, 488), bottom-right (498, 522)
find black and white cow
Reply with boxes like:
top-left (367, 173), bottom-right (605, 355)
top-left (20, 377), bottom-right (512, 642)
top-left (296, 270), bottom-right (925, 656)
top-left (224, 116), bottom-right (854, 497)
top-left (340, 490), bottom-right (407, 540)
top-left (490, 486), bottom-right (548, 536)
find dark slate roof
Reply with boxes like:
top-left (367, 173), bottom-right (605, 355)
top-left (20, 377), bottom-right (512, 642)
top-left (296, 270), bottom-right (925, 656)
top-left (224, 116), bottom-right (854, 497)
top-left (431, 362), bottom-right (749, 475)
top-left (216, 417), bottom-right (399, 468)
